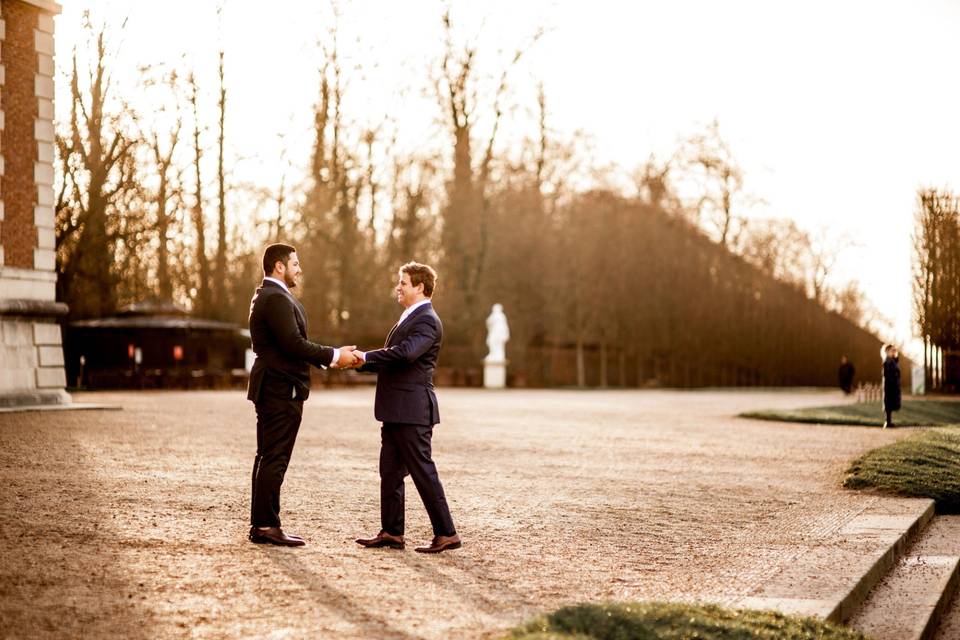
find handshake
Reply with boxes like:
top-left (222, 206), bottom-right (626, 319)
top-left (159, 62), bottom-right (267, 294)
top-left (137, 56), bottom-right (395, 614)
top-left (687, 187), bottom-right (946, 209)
top-left (332, 345), bottom-right (366, 369)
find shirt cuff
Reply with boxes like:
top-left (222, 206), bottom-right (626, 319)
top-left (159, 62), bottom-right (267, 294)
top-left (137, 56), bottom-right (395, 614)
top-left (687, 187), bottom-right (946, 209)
top-left (328, 347), bottom-right (340, 368)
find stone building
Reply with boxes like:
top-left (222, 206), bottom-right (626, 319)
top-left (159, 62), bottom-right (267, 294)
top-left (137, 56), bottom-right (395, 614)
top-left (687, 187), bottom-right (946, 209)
top-left (0, 0), bottom-right (68, 407)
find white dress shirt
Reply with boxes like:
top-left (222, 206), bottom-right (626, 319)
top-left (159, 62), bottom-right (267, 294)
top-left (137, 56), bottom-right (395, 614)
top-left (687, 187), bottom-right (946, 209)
top-left (397, 299), bottom-right (432, 327)
top-left (263, 276), bottom-right (338, 368)
top-left (263, 276), bottom-right (289, 293)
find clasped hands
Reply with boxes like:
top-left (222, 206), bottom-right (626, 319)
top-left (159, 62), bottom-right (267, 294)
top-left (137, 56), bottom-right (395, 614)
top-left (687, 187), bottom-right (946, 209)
top-left (332, 345), bottom-right (366, 369)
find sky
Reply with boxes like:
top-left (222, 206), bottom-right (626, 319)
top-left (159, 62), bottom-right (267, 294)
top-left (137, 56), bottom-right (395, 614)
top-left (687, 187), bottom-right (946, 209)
top-left (52, 1), bottom-right (960, 358)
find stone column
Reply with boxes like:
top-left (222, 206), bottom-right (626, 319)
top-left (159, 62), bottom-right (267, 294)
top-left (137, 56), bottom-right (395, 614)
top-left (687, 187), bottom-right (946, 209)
top-left (0, 0), bottom-right (68, 408)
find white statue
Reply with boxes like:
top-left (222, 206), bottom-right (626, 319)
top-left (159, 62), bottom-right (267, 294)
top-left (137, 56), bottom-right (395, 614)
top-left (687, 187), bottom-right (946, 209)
top-left (485, 303), bottom-right (510, 363)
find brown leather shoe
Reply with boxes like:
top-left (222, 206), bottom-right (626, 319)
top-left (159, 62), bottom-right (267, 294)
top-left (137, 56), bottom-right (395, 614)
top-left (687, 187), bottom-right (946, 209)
top-left (415, 534), bottom-right (462, 553)
top-left (249, 526), bottom-right (305, 547)
top-left (355, 531), bottom-right (405, 549)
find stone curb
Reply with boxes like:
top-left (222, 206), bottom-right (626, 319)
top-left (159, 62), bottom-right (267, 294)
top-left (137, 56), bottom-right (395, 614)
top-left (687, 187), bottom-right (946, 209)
top-left (846, 515), bottom-right (960, 640)
top-left (0, 403), bottom-right (121, 413)
top-left (918, 555), bottom-right (960, 640)
top-left (825, 499), bottom-right (936, 624)
top-left (734, 499), bottom-right (936, 623)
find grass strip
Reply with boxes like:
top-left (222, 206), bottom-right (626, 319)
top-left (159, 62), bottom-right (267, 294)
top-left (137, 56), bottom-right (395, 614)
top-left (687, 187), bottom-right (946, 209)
top-left (844, 426), bottom-right (960, 507)
top-left (504, 602), bottom-right (867, 639)
top-left (742, 399), bottom-right (960, 427)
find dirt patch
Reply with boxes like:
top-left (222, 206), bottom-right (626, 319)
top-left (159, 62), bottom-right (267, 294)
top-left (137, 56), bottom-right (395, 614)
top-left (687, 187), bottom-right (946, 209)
top-left (0, 388), bottom-right (913, 639)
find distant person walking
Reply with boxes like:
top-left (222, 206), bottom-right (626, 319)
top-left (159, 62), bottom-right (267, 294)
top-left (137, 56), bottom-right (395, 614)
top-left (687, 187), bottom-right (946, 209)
top-left (881, 344), bottom-right (901, 428)
top-left (838, 355), bottom-right (855, 395)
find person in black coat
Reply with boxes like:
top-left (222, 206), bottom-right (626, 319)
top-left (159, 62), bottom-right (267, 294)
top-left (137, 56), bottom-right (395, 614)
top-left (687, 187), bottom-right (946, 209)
top-left (881, 344), bottom-right (901, 428)
top-left (247, 243), bottom-right (360, 546)
top-left (838, 355), bottom-right (855, 394)
top-left (353, 262), bottom-right (461, 554)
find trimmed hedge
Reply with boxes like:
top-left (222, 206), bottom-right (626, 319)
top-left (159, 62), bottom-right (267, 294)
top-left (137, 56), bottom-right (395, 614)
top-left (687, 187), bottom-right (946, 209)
top-left (742, 400), bottom-right (960, 427)
top-left (844, 426), bottom-right (960, 507)
top-left (505, 602), bottom-right (868, 640)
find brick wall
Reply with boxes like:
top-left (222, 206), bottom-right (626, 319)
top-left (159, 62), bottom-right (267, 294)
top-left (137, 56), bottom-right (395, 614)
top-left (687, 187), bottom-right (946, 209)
top-left (0, 5), bottom-right (4, 267)
top-left (0, 0), bottom-right (68, 405)
top-left (0, 0), bottom-right (40, 269)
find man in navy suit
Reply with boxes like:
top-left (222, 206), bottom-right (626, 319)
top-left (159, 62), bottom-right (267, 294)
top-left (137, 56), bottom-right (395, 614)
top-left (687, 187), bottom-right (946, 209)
top-left (247, 243), bottom-right (360, 546)
top-left (354, 262), bottom-right (461, 553)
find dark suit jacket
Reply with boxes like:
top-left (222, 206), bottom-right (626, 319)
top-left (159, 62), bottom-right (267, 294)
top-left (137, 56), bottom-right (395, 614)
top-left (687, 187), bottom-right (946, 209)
top-left (883, 356), bottom-right (901, 412)
top-left (360, 302), bottom-right (442, 426)
top-left (246, 280), bottom-right (334, 403)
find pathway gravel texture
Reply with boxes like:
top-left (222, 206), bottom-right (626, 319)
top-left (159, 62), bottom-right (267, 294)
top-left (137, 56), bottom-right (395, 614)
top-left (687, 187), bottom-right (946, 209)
top-left (0, 388), bottom-right (916, 639)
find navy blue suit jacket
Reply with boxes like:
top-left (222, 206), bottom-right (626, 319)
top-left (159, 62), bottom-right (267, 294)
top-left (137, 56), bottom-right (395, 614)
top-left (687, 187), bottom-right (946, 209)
top-left (360, 302), bottom-right (442, 426)
top-left (246, 280), bottom-right (334, 403)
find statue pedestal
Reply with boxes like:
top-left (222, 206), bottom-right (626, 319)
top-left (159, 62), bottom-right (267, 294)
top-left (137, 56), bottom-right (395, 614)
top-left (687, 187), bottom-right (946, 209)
top-left (484, 360), bottom-right (507, 389)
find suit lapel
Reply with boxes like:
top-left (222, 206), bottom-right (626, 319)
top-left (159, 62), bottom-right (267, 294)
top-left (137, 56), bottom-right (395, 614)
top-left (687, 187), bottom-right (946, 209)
top-left (291, 296), bottom-right (307, 336)
top-left (262, 279), bottom-right (307, 337)
top-left (384, 322), bottom-right (400, 347)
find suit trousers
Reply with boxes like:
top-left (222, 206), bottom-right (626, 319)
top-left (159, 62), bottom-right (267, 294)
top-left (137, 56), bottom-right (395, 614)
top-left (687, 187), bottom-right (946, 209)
top-left (379, 423), bottom-right (456, 537)
top-left (251, 391), bottom-right (303, 527)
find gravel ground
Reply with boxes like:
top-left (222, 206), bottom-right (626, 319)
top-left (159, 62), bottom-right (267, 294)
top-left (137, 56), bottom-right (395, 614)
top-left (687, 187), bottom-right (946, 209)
top-left (0, 388), bottom-right (912, 639)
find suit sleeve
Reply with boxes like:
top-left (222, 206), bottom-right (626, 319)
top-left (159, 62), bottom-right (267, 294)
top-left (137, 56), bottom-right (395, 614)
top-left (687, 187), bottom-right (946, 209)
top-left (357, 360), bottom-right (381, 373)
top-left (265, 295), bottom-right (335, 368)
top-left (364, 317), bottom-right (438, 367)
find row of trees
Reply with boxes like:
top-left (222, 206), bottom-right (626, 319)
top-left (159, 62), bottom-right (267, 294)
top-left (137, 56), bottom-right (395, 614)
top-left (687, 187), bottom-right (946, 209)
top-left (914, 189), bottom-right (960, 392)
top-left (53, 10), bottom-right (890, 387)
top-left (56, 13), bottom-right (244, 321)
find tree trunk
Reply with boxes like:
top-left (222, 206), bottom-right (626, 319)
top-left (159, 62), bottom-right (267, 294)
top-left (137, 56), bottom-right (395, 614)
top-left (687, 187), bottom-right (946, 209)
top-left (213, 50), bottom-right (228, 317)
top-left (576, 336), bottom-right (585, 388)
top-left (156, 170), bottom-right (171, 300)
top-left (189, 73), bottom-right (210, 316)
top-left (599, 340), bottom-right (608, 388)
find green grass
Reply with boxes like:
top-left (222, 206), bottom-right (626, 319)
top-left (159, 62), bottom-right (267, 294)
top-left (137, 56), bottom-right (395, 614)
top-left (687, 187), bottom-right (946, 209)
top-left (844, 426), bottom-right (960, 507)
top-left (741, 399), bottom-right (960, 427)
top-left (503, 602), bottom-right (868, 640)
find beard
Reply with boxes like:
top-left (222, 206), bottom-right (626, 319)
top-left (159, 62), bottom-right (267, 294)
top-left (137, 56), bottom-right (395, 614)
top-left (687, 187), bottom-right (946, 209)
top-left (283, 272), bottom-right (297, 289)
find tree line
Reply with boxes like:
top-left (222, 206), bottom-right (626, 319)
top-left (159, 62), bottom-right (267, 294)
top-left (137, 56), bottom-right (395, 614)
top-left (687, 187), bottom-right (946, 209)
top-left (914, 188), bottom-right (960, 392)
top-left (54, 10), bottom-right (892, 387)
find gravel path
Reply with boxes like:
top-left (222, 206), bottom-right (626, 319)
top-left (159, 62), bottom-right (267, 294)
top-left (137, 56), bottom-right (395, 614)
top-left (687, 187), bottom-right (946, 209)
top-left (0, 388), bottom-right (912, 639)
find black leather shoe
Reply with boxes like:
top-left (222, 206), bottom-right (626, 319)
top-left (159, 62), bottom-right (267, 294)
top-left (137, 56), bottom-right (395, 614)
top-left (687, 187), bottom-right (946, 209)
top-left (249, 526), bottom-right (305, 546)
top-left (355, 531), bottom-right (405, 549)
top-left (415, 534), bottom-right (462, 553)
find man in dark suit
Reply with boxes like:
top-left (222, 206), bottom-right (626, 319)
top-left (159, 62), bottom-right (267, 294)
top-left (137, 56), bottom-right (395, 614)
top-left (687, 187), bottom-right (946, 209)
top-left (354, 262), bottom-right (461, 553)
top-left (247, 243), bottom-right (359, 546)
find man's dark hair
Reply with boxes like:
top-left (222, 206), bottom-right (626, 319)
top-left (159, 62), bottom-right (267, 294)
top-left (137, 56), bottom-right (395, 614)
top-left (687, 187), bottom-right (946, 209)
top-left (401, 262), bottom-right (438, 297)
top-left (263, 243), bottom-right (296, 276)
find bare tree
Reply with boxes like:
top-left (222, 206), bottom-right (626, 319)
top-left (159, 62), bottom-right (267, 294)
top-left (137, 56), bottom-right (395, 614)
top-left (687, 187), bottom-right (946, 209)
top-left (56, 18), bottom-right (139, 318)
top-left (434, 8), bottom-right (543, 341)
top-left (271, 143), bottom-right (291, 243)
top-left (737, 218), bottom-right (810, 290)
top-left (737, 218), bottom-right (853, 306)
top-left (296, 20), bottom-right (388, 344)
top-left (387, 155), bottom-right (437, 264)
top-left (187, 70), bottom-right (211, 315)
top-left (212, 49), bottom-right (229, 317)
top-left (830, 280), bottom-right (867, 325)
top-left (914, 188), bottom-right (960, 391)
top-left (678, 120), bottom-right (749, 248)
top-left (805, 226), bottom-right (854, 305)
top-left (138, 65), bottom-right (185, 303)
top-left (633, 153), bottom-right (682, 214)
